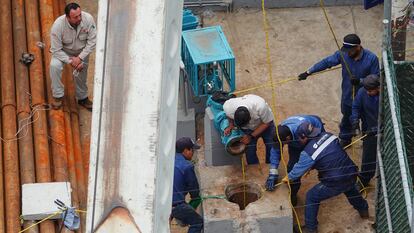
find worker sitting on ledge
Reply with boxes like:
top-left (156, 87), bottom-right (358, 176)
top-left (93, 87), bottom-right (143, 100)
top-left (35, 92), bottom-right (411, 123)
top-left (266, 115), bottom-right (325, 207)
top-left (50, 2), bottom-right (96, 111)
top-left (282, 122), bottom-right (369, 233)
top-left (223, 94), bottom-right (275, 164)
top-left (171, 137), bottom-right (203, 233)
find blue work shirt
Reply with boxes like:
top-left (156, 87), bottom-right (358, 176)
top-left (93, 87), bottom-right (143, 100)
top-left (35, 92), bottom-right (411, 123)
top-left (308, 49), bottom-right (379, 107)
top-left (288, 133), bottom-right (358, 188)
top-left (350, 88), bottom-right (379, 133)
top-left (172, 153), bottom-right (200, 205)
top-left (269, 115), bottom-right (324, 169)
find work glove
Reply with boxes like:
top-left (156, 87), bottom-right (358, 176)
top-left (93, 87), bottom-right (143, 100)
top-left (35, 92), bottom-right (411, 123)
top-left (351, 121), bottom-right (360, 137)
top-left (350, 76), bottom-right (360, 86)
top-left (298, 71), bottom-right (310, 81)
top-left (367, 126), bottom-right (378, 137)
top-left (265, 174), bottom-right (279, 191)
top-left (188, 197), bottom-right (202, 209)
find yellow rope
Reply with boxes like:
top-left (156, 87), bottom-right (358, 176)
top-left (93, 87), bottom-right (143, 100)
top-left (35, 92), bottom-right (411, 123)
top-left (19, 211), bottom-right (62, 233)
top-left (19, 209), bottom-right (87, 233)
top-left (260, 1), bottom-right (302, 232)
top-left (343, 134), bottom-right (367, 150)
top-left (241, 157), bottom-right (247, 208)
top-left (232, 67), bottom-right (341, 95)
top-left (356, 177), bottom-right (368, 199)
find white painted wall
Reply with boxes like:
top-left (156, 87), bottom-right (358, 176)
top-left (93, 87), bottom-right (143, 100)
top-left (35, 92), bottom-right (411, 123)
top-left (86, 0), bottom-right (183, 232)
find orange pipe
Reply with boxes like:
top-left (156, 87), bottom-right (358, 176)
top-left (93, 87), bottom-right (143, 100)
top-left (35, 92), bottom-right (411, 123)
top-left (39, 0), bottom-right (69, 182)
top-left (0, 111), bottom-right (5, 233)
top-left (0, 0), bottom-right (21, 231)
top-left (12, 0), bottom-right (38, 232)
top-left (52, 0), bottom-right (60, 18)
top-left (63, 68), bottom-right (81, 232)
top-left (65, 57), bottom-right (87, 230)
top-left (82, 133), bottom-right (91, 186)
top-left (25, 0), bottom-right (55, 232)
top-left (39, 5), bottom-right (73, 232)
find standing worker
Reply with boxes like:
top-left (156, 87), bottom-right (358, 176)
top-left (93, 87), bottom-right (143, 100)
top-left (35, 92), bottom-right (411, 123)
top-left (282, 123), bottom-right (369, 233)
top-left (350, 74), bottom-right (380, 190)
top-left (297, 34), bottom-right (379, 147)
top-left (50, 2), bottom-right (96, 111)
top-left (265, 115), bottom-right (324, 206)
top-left (223, 94), bottom-right (275, 164)
top-left (171, 137), bottom-right (203, 233)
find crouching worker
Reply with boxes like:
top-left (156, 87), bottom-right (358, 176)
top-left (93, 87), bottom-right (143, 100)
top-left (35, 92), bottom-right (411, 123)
top-left (266, 115), bottom-right (324, 207)
top-left (171, 137), bottom-right (203, 233)
top-left (223, 94), bottom-right (275, 164)
top-left (282, 123), bottom-right (369, 233)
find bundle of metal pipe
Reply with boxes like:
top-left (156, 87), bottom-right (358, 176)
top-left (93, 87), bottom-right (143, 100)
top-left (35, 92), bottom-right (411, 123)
top-left (0, 0), bottom-right (90, 232)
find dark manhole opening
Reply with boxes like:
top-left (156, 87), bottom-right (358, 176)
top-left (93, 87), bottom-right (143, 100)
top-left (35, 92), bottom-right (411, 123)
top-left (225, 182), bottom-right (262, 210)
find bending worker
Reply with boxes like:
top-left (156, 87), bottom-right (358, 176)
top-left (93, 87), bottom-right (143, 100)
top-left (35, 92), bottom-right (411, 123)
top-left (172, 137), bottom-right (203, 233)
top-left (50, 2), bottom-right (96, 111)
top-left (223, 94), bottom-right (275, 164)
top-left (298, 34), bottom-right (379, 147)
top-left (350, 74), bottom-right (380, 190)
top-left (266, 115), bottom-right (324, 206)
top-left (283, 122), bottom-right (369, 233)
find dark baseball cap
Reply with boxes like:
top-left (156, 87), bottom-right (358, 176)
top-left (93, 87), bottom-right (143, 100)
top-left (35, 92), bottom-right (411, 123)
top-left (341, 34), bottom-right (361, 52)
top-left (296, 122), bottom-right (321, 138)
top-left (176, 137), bottom-right (201, 153)
top-left (362, 74), bottom-right (380, 90)
top-left (274, 125), bottom-right (292, 142)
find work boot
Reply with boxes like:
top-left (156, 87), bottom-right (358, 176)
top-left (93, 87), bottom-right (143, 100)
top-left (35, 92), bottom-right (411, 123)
top-left (51, 97), bottom-right (63, 110)
top-left (339, 139), bottom-right (351, 148)
top-left (293, 225), bottom-right (317, 233)
top-left (358, 209), bottom-right (369, 219)
top-left (78, 97), bottom-right (93, 111)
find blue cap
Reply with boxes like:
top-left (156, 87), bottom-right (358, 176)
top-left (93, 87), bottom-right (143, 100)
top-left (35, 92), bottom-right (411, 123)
top-left (176, 137), bottom-right (201, 153)
top-left (296, 122), bottom-right (321, 138)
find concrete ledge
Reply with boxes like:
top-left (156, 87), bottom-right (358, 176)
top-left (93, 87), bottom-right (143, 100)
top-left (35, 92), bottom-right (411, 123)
top-left (196, 154), bottom-right (292, 233)
top-left (22, 182), bottom-right (72, 220)
top-left (204, 107), bottom-right (242, 166)
top-left (177, 108), bottom-right (196, 140)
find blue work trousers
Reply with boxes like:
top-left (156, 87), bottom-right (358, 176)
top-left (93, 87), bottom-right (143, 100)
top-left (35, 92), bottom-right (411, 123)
top-left (305, 182), bottom-right (368, 230)
top-left (171, 203), bottom-right (203, 233)
top-left (339, 104), bottom-right (353, 142)
top-left (243, 122), bottom-right (275, 164)
top-left (287, 145), bottom-right (304, 199)
top-left (359, 135), bottom-right (377, 186)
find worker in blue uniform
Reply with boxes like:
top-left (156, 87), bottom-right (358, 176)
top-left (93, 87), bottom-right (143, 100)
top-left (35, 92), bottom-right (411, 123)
top-left (171, 137), bottom-right (203, 233)
top-left (350, 74), bottom-right (380, 189)
top-left (265, 115), bottom-right (325, 206)
top-left (297, 34), bottom-right (379, 147)
top-left (282, 122), bottom-right (369, 233)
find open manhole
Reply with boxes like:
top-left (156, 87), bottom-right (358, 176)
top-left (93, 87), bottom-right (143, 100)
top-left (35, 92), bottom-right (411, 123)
top-left (225, 182), bottom-right (262, 210)
top-left (226, 137), bottom-right (246, 155)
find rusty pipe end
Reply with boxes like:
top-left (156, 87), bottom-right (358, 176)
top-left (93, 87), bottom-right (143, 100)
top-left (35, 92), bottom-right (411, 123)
top-left (225, 137), bottom-right (246, 155)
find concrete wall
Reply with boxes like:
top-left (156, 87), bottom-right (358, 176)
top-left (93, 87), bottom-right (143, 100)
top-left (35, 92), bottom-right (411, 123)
top-left (184, 0), bottom-right (363, 9)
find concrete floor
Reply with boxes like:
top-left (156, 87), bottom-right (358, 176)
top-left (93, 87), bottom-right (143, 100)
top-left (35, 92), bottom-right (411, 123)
top-left (76, 1), bottom-right (386, 232)
top-left (174, 5), bottom-right (383, 233)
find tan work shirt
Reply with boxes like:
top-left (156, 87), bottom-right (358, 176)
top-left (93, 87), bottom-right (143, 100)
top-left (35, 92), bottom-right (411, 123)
top-left (50, 11), bottom-right (97, 63)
